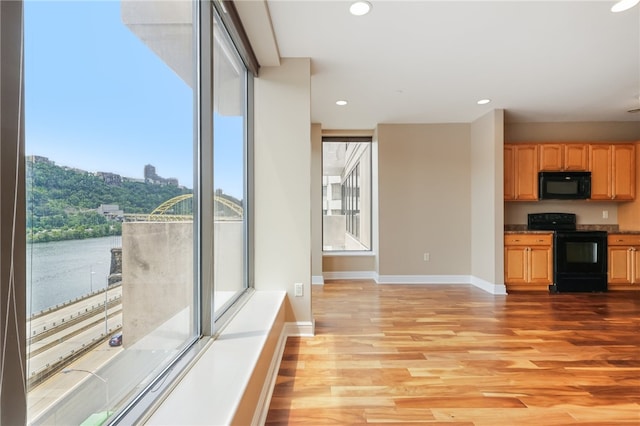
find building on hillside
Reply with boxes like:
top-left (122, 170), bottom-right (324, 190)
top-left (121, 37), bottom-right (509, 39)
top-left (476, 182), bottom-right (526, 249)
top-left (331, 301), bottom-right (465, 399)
top-left (97, 204), bottom-right (124, 221)
top-left (144, 164), bottom-right (179, 186)
top-left (96, 171), bottom-right (122, 186)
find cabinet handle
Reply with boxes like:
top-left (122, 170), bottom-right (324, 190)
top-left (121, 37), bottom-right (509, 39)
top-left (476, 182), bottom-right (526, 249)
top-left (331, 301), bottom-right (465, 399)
top-left (616, 239), bottom-right (625, 242)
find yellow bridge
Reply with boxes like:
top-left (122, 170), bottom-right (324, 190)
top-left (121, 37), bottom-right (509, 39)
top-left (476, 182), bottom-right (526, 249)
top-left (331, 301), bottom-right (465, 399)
top-left (123, 194), bottom-right (243, 222)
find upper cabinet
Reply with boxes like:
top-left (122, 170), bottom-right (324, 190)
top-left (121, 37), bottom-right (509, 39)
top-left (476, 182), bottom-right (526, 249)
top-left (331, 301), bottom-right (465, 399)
top-left (589, 143), bottom-right (636, 201)
top-left (539, 143), bottom-right (588, 171)
top-left (504, 144), bottom-right (538, 201)
top-left (505, 142), bottom-right (636, 202)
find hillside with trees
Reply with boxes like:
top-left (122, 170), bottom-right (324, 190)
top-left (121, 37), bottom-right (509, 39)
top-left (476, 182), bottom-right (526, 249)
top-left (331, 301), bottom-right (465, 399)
top-left (27, 159), bottom-right (192, 243)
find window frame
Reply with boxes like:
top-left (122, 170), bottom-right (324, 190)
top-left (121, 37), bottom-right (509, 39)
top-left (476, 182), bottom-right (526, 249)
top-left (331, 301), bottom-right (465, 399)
top-left (0, 1), bottom-right (28, 423)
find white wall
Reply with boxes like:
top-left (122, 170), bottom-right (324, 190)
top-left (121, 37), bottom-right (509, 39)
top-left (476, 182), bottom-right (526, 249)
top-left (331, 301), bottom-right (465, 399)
top-left (470, 110), bottom-right (505, 289)
top-left (254, 58), bottom-right (312, 323)
top-left (311, 123), bottom-right (323, 280)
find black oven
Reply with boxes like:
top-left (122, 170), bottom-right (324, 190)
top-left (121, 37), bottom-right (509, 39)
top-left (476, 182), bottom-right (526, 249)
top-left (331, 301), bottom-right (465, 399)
top-left (527, 213), bottom-right (607, 293)
top-left (553, 231), bottom-right (607, 292)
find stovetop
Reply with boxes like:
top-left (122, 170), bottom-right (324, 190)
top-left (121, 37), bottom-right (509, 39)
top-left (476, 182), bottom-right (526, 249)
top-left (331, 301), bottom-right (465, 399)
top-left (528, 212), bottom-right (577, 231)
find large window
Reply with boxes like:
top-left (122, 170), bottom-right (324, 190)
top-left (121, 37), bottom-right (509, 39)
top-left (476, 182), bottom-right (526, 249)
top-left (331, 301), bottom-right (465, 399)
top-left (322, 138), bottom-right (372, 251)
top-left (20, 0), bottom-right (253, 423)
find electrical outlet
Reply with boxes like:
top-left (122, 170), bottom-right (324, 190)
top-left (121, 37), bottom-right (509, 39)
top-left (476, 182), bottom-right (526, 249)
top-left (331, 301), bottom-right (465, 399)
top-left (602, 210), bottom-right (609, 219)
top-left (294, 282), bottom-right (303, 297)
top-left (423, 252), bottom-right (430, 262)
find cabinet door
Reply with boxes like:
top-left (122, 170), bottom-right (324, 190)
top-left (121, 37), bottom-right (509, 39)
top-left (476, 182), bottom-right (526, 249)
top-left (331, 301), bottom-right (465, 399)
top-left (529, 246), bottom-right (552, 284)
top-left (589, 144), bottom-right (612, 200)
top-left (539, 144), bottom-right (563, 171)
top-left (504, 145), bottom-right (515, 201)
top-left (632, 248), bottom-right (640, 284)
top-left (612, 144), bottom-right (635, 200)
top-left (564, 144), bottom-right (588, 171)
top-left (609, 246), bottom-right (631, 284)
top-left (515, 145), bottom-right (538, 200)
top-left (505, 246), bottom-right (528, 284)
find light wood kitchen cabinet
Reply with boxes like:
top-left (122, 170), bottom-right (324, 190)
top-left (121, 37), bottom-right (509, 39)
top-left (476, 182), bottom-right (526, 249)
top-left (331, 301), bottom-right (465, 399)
top-left (589, 143), bottom-right (636, 201)
top-left (608, 234), bottom-right (640, 288)
top-left (504, 144), bottom-right (538, 201)
top-left (539, 143), bottom-right (588, 171)
top-left (504, 233), bottom-right (553, 290)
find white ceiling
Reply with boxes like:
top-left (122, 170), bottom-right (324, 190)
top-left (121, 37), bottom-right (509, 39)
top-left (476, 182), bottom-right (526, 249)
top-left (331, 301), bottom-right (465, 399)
top-left (243, 0), bottom-right (640, 130)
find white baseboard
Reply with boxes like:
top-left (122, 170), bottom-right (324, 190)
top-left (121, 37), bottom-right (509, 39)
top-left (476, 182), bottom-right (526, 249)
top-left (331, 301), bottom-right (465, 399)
top-left (323, 270), bottom-right (377, 280)
top-left (376, 274), bottom-right (471, 284)
top-left (284, 320), bottom-right (315, 337)
top-left (312, 275), bottom-right (324, 285)
top-left (470, 276), bottom-right (507, 295)
top-left (375, 274), bottom-right (507, 295)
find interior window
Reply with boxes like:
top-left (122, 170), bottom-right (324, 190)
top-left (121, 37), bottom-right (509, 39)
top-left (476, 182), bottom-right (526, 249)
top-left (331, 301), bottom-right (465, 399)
top-left (322, 139), bottom-right (372, 251)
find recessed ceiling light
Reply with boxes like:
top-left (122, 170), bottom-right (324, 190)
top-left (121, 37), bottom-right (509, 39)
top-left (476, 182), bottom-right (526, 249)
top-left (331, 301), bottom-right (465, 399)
top-left (611, 0), bottom-right (640, 12)
top-left (336, 100), bottom-right (348, 106)
top-left (350, 1), bottom-right (372, 16)
top-left (477, 99), bottom-right (491, 105)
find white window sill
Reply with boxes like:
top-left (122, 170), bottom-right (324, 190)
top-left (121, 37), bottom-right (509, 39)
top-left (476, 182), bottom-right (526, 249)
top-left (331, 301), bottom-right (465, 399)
top-left (323, 251), bottom-right (376, 257)
top-left (143, 290), bottom-right (287, 425)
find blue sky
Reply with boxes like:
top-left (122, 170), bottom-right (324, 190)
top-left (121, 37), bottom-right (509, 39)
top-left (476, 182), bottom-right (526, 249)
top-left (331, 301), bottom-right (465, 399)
top-left (25, 0), bottom-right (244, 197)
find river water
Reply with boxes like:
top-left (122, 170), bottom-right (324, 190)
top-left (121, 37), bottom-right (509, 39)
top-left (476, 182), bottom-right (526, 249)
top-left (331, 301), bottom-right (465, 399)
top-left (26, 236), bottom-right (122, 316)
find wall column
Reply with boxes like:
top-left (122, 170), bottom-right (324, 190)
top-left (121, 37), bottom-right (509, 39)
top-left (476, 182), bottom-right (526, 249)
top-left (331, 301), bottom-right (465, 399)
top-left (253, 58), bottom-right (312, 325)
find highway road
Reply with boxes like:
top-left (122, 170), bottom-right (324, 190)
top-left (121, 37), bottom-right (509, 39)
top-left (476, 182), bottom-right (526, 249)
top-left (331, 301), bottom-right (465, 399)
top-left (27, 294), bottom-right (194, 424)
top-left (27, 286), bottom-right (123, 385)
top-left (30, 343), bottom-right (174, 425)
top-left (28, 285), bottom-right (122, 340)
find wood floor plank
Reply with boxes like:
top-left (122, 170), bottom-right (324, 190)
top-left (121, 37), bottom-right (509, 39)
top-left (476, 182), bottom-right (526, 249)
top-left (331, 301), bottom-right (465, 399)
top-left (265, 281), bottom-right (640, 424)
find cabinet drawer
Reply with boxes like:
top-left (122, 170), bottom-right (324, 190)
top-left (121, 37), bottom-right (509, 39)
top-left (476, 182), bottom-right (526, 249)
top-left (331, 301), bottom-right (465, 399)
top-left (608, 234), bottom-right (640, 246)
top-left (504, 233), bottom-right (552, 246)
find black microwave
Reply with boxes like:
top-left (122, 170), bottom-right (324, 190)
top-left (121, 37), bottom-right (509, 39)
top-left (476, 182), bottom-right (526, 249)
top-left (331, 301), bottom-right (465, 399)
top-left (539, 171), bottom-right (591, 200)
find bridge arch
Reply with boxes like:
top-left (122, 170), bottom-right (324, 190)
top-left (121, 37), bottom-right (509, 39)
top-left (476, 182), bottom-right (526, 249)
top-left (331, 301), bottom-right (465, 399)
top-left (124, 193), bottom-right (243, 222)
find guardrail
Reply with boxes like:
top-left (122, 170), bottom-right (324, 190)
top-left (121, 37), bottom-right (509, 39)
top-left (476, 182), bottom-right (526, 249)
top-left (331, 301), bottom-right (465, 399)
top-left (27, 285), bottom-right (124, 388)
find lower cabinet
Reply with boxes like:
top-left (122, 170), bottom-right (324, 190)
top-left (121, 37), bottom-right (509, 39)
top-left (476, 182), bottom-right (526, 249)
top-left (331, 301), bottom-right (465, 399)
top-left (608, 234), bottom-right (640, 289)
top-left (504, 233), bottom-right (553, 291)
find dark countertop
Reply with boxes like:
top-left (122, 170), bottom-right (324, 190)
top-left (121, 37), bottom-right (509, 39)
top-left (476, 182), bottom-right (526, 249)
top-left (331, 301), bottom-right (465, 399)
top-left (504, 229), bottom-right (553, 234)
top-left (505, 224), bottom-right (640, 234)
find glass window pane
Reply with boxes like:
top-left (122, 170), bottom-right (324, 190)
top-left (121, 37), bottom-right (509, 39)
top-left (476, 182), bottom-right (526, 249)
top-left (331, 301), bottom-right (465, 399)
top-left (322, 141), bottom-right (371, 251)
top-left (25, 0), bottom-right (196, 422)
top-left (213, 12), bottom-right (248, 317)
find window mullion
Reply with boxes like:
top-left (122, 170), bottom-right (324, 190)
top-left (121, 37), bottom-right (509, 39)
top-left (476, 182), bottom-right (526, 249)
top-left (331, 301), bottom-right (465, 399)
top-left (198, 0), bottom-right (214, 336)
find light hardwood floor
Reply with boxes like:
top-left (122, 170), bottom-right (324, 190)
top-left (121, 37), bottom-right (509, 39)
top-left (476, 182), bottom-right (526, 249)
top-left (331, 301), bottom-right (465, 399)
top-left (266, 280), bottom-right (640, 425)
